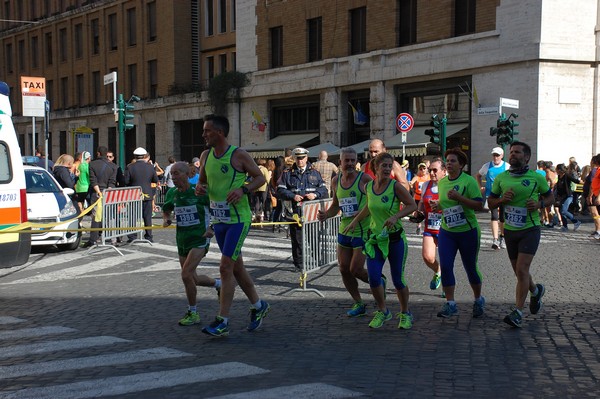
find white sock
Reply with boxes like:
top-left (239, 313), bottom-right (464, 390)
top-left (214, 278), bottom-right (221, 288)
top-left (188, 305), bottom-right (197, 313)
top-left (252, 300), bottom-right (262, 310)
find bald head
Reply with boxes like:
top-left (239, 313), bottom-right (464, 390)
top-left (368, 139), bottom-right (386, 159)
top-left (319, 150), bottom-right (328, 161)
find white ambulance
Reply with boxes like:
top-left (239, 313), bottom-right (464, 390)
top-left (0, 81), bottom-right (30, 267)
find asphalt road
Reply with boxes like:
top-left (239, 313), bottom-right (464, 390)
top-left (0, 213), bottom-right (599, 398)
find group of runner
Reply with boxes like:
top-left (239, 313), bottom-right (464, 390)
top-left (161, 118), bottom-right (551, 335)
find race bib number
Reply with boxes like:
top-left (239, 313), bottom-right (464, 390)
top-left (339, 197), bottom-right (359, 218)
top-left (175, 205), bottom-right (200, 227)
top-left (210, 200), bottom-right (231, 222)
top-left (505, 205), bottom-right (527, 228)
top-left (443, 205), bottom-right (467, 228)
top-left (427, 212), bottom-right (442, 230)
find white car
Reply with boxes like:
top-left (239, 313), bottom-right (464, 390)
top-left (24, 165), bottom-right (81, 250)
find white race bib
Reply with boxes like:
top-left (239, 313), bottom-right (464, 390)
top-left (210, 200), bottom-right (231, 222)
top-left (175, 205), bottom-right (200, 227)
top-left (443, 205), bottom-right (467, 228)
top-left (427, 212), bottom-right (442, 230)
top-left (504, 205), bottom-right (527, 228)
top-left (339, 196), bottom-right (359, 218)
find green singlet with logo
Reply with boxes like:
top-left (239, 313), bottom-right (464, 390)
top-left (437, 172), bottom-right (482, 232)
top-left (337, 172), bottom-right (369, 239)
top-left (366, 179), bottom-right (403, 236)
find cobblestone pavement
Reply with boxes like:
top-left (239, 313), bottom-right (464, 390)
top-left (0, 213), bottom-right (598, 398)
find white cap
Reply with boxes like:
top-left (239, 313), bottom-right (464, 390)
top-left (133, 147), bottom-right (147, 156)
top-left (491, 147), bottom-right (504, 156)
top-left (292, 147), bottom-right (309, 157)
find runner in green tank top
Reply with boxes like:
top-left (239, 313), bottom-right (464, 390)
top-left (344, 153), bottom-right (417, 330)
top-left (318, 147), bottom-right (372, 317)
top-left (162, 162), bottom-right (221, 327)
top-left (195, 115), bottom-right (270, 337)
top-left (488, 142), bottom-right (553, 328)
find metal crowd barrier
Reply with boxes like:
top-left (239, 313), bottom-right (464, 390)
top-left (87, 186), bottom-right (146, 256)
top-left (294, 199), bottom-right (340, 297)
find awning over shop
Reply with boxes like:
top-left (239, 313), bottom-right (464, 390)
top-left (330, 139), bottom-right (372, 156)
top-left (305, 142), bottom-right (341, 157)
top-left (386, 124), bottom-right (469, 157)
top-left (244, 133), bottom-right (319, 158)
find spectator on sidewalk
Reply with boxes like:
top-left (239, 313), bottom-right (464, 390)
top-left (312, 150), bottom-right (338, 196)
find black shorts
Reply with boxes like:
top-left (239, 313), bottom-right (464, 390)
top-left (503, 226), bottom-right (541, 259)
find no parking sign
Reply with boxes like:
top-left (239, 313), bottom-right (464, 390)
top-left (396, 113), bottom-right (414, 133)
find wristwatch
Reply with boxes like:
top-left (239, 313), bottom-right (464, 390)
top-left (242, 186), bottom-right (249, 194)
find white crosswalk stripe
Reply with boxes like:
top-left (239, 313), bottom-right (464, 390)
top-left (0, 319), bottom-right (363, 398)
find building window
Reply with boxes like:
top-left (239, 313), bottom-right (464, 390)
top-left (231, 51), bottom-right (236, 71)
top-left (231, 0), bottom-right (236, 31)
top-left (270, 26), bottom-right (283, 68)
top-left (59, 131), bottom-right (67, 157)
top-left (76, 74), bottom-right (84, 106)
top-left (92, 71), bottom-right (101, 105)
top-left (91, 19), bottom-right (100, 55)
top-left (45, 32), bottom-right (53, 65)
top-left (454, 0), bottom-right (476, 36)
top-left (128, 63), bottom-right (137, 96)
top-left (46, 79), bottom-right (53, 106)
top-left (108, 127), bottom-right (117, 156)
top-left (31, 36), bottom-right (39, 68)
top-left (218, 0), bottom-right (227, 33)
top-left (350, 7), bottom-right (366, 55)
top-left (74, 23), bottom-right (83, 58)
top-left (148, 60), bottom-right (158, 98)
top-left (18, 40), bottom-right (25, 71)
top-left (219, 54), bottom-right (227, 74)
top-left (398, 0), bottom-right (417, 46)
top-left (5, 43), bottom-right (13, 74)
top-left (146, 123), bottom-right (156, 161)
top-left (205, 0), bottom-right (214, 36)
top-left (272, 100), bottom-right (320, 135)
top-left (147, 1), bottom-right (157, 41)
top-left (43, 0), bottom-right (50, 16)
top-left (307, 17), bottom-right (322, 62)
top-left (108, 13), bottom-right (118, 51)
top-left (127, 8), bottom-right (137, 46)
top-left (347, 92), bottom-right (371, 145)
top-left (207, 56), bottom-right (214, 80)
top-left (60, 77), bottom-right (68, 109)
top-left (59, 28), bottom-right (67, 62)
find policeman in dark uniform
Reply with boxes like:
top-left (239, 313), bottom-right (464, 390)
top-left (83, 146), bottom-right (118, 248)
top-left (277, 147), bottom-right (328, 271)
top-left (125, 147), bottom-right (159, 242)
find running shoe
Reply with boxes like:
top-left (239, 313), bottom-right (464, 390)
top-left (346, 301), bottom-right (367, 317)
top-left (594, 232), bottom-right (600, 240)
top-left (202, 316), bottom-right (230, 337)
top-left (368, 309), bottom-right (392, 329)
top-left (437, 302), bottom-right (458, 318)
top-left (503, 309), bottom-right (522, 328)
top-left (178, 310), bottom-right (201, 326)
top-left (430, 274), bottom-right (441, 290)
top-left (499, 236), bottom-right (506, 249)
top-left (491, 239), bottom-right (500, 250)
top-left (247, 300), bottom-right (270, 332)
top-left (561, 226), bottom-right (569, 232)
top-left (573, 221), bottom-right (582, 231)
top-left (396, 312), bottom-right (413, 330)
top-left (381, 274), bottom-right (388, 300)
top-left (529, 283), bottom-right (545, 315)
top-left (472, 296), bottom-right (485, 318)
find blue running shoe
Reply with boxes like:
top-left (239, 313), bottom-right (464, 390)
top-left (346, 302), bottom-right (366, 317)
top-left (202, 316), bottom-right (229, 337)
top-left (430, 274), bottom-right (441, 290)
top-left (503, 309), bottom-right (522, 328)
top-left (529, 283), bottom-right (545, 315)
top-left (247, 300), bottom-right (270, 332)
top-left (437, 302), bottom-right (458, 318)
top-left (472, 296), bottom-right (485, 318)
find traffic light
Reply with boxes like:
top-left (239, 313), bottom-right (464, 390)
top-left (508, 114), bottom-right (519, 141)
top-left (489, 113), bottom-right (518, 146)
top-left (118, 94), bottom-right (135, 133)
top-left (424, 114), bottom-right (441, 144)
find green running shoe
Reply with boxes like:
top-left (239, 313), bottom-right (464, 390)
top-left (368, 309), bottom-right (392, 329)
top-left (178, 310), bottom-right (201, 326)
top-left (430, 274), bottom-right (441, 290)
top-left (346, 301), bottom-right (366, 317)
top-left (396, 312), bottom-right (413, 329)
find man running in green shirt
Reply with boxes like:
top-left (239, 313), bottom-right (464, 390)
top-left (162, 162), bottom-right (221, 327)
top-left (488, 142), bottom-right (554, 328)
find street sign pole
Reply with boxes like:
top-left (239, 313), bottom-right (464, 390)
top-left (396, 113), bottom-right (414, 163)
